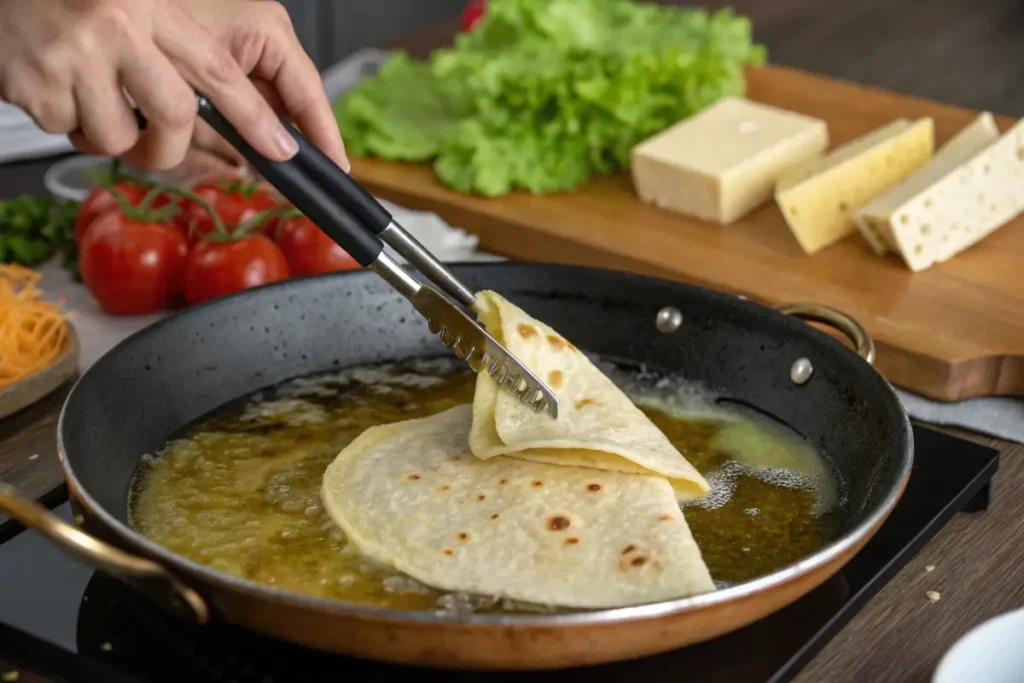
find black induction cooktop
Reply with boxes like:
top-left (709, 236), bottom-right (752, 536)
top-left (0, 424), bottom-right (998, 683)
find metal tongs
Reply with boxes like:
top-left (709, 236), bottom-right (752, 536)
top-left (187, 96), bottom-right (558, 418)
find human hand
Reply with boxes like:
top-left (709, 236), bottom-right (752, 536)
top-left (0, 0), bottom-right (348, 172)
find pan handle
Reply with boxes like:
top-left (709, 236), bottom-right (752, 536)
top-left (0, 482), bottom-right (209, 624)
top-left (775, 302), bottom-right (876, 365)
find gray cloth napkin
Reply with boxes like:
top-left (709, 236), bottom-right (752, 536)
top-left (895, 390), bottom-right (1024, 443)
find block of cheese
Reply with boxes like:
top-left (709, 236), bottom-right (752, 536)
top-left (855, 116), bottom-right (1024, 272)
top-left (774, 118), bottom-right (935, 254)
top-left (854, 113), bottom-right (1001, 255)
top-left (631, 96), bottom-right (828, 224)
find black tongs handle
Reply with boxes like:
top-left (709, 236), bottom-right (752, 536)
top-left (285, 126), bottom-right (392, 234)
top-left (134, 98), bottom-right (385, 267)
top-left (193, 96), bottom-right (385, 267)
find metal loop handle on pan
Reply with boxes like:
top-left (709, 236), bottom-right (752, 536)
top-left (775, 302), bottom-right (876, 365)
top-left (0, 481), bottom-right (209, 624)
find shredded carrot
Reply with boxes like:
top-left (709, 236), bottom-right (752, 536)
top-left (0, 264), bottom-right (72, 389)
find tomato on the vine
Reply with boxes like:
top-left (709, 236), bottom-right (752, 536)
top-left (183, 177), bottom-right (283, 243)
top-left (182, 235), bottom-right (290, 306)
top-left (74, 181), bottom-right (178, 244)
top-left (275, 215), bottom-right (358, 276)
top-left (79, 212), bottom-right (189, 315)
top-left (460, 0), bottom-right (486, 32)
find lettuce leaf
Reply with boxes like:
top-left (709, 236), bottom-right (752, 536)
top-left (335, 0), bottom-right (765, 196)
top-left (333, 53), bottom-right (469, 161)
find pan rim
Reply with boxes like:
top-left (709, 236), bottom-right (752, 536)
top-left (56, 262), bottom-right (915, 629)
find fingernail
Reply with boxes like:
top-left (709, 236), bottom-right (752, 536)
top-left (273, 124), bottom-right (298, 158)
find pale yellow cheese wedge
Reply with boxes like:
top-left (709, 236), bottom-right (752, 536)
top-left (775, 118), bottom-right (935, 254)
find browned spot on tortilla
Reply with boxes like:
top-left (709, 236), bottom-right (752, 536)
top-left (516, 323), bottom-right (538, 339)
top-left (658, 514), bottom-right (674, 521)
top-left (546, 335), bottom-right (565, 351)
top-left (548, 370), bottom-right (564, 388)
top-left (476, 494), bottom-right (486, 501)
top-left (565, 537), bottom-right (580, 545)
top-left (498, 478), bottom-right (508, 485)
top-left (547, 516), bottom-right (571, 531)
top-left (567, 342), bottom-right (578, 352)
top-left (490, 513), bottom-right (500, 520)
top-left (575, 398), bottom-right (597, 409)
top-left (619, 544), bottom-right (656, 572)
top-left (439, 485), bottom-right (450, 491)
top-left (457, 532), bottom-right (470, 541)
top-left (442, 548), bottom-right (454, 556)
top-left (532, 479), bottom-right (543, 487)
top-left (404, 473), bottom-right (421, 481)
top-left (587, 483), bottom-right (602, 492)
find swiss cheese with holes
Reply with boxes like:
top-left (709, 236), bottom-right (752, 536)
top-left (774, 118), bottom-right (935, 254)
top-left (854, 113), bottom-right (1001, 256)
top-left (854, 114), bottom-right (1024, 271)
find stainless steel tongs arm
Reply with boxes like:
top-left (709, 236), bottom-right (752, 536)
top-left (378, 221), bottom-right (476, 307)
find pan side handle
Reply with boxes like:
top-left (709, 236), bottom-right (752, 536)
top-left (0, 482), bottom-right (209, 624)
top-left (775, 303), bottom-right (876, 365)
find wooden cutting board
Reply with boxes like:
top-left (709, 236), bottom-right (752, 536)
top-left (350, 64), bottom-right (1024, 403)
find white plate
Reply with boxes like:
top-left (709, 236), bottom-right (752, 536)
top-left (42, 154), bottom-right (197, 203)
top-left (934, 608), bottom-right (1024, 682)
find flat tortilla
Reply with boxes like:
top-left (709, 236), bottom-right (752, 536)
top-left (321, 405), bottom-right (715, 609)
top-left (469, 291), bottom-right (710, 501)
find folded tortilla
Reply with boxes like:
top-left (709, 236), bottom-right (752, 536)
top-left (470, 291), bottom-right (710, 501)
top-left (321, 405), bottom-right (715, 609)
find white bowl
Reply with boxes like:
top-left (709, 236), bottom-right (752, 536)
top-left (934, 607), bottom-right (1024, 682)
top-left (42, 154), bottom-right (198, 204)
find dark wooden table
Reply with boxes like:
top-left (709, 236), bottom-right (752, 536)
top-left (2, 1), bottom-right (1024, 681)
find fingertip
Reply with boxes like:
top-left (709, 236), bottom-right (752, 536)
top-left (337, 137), bottom-right (351, 172)
top-left (272, 122), bottom-right (300, 160)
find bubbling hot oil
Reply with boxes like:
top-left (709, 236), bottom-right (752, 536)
top-left (129, 358), bottom-right (844, 614)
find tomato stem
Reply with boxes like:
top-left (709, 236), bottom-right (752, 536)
top-left (234, 208), bottom-right (279, 238)
top-left (161, 187), bottom-right (229, 238)
top-left (135, 186), bottom-right (165, 214)
top-left (106, 184), bottom-right (183, 224)
top-left (87, 158), bottom-right (154, 192)
top-left (218, 177), bottom-right (263, 199)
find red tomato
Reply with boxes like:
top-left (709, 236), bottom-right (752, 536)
top-left (460, 0), bottom-right (486, 32)
top-left (79, 213), bottom-right (189, 315)
top-left (183, 178), bottom-right (283, 243)
top-left (75, 181), bottom-right (184, 244)
top-left (275, 215), bottom-right (358, 276)
top-left (182, 235), bottom-right (290, 306)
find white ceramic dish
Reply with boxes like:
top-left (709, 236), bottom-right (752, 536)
top-left (42, 154), bottom-right (196, 204)
top-left (933, 607), bottom-right (1024, 682)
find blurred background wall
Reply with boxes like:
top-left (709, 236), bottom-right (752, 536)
top-left (279, 0), bottom-right (465, 69)
top-left (282, 0), bottom-right (1024, 115)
